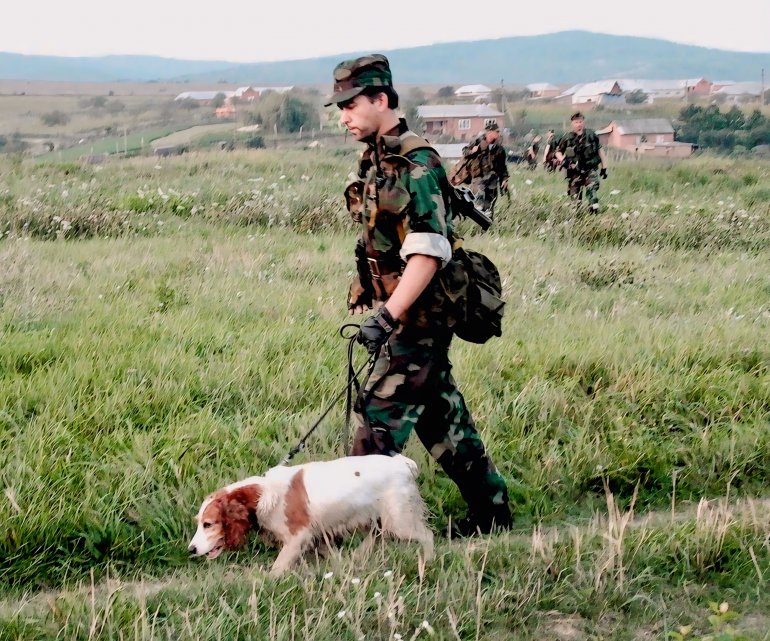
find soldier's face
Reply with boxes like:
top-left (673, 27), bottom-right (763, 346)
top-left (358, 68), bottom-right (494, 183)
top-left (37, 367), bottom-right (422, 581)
top-left (485, 130), bottom-right (500, 144)
top-left (338, 94), bottom-right (386, 140)
top-left (571, 118), bottom-right (585, 135)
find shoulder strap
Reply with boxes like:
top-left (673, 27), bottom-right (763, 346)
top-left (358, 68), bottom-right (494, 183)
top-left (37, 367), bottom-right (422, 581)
top-left (397, 131), bottom-right (437, 158)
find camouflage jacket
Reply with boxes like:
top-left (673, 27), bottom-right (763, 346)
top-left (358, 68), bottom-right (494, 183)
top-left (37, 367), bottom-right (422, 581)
top-left (462, 135), bottom-right (509, 182)
top-left (557, 129), bottom-right (602, 171)
top-left (345, 119), bottom-right (460, 334)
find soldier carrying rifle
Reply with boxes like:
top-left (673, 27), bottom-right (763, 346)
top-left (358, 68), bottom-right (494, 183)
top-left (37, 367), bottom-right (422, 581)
top-left (555, 112), bottom-right (609, 212)
top-left (449, 122), bottom-right (509, 217)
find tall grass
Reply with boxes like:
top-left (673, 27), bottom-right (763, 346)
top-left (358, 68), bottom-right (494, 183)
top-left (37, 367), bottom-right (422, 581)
top-left (1, 150), bottom-right (769, 638)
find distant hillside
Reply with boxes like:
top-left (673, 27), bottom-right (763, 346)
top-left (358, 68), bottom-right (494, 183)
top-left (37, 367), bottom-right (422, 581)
top-left (0, 53), bottom-right (233, 83)
top-left (2, 32), bottom-right (768, 85)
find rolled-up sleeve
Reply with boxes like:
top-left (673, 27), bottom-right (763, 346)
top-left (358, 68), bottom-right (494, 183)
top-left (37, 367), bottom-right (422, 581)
top-left (400, 232), bottom-right (452, 267)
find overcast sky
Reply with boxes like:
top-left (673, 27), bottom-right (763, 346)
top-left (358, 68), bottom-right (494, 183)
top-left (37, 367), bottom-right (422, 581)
top-left (4, 0), bottom-right (769, 61)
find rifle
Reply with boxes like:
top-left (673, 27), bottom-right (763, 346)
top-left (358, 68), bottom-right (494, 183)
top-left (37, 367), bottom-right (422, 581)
top-left (452, 186), bottom-right (494, 232)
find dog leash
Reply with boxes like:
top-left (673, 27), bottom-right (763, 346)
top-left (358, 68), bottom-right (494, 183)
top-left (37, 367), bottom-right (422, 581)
top-left (278, 324), bottom-right (375, 465)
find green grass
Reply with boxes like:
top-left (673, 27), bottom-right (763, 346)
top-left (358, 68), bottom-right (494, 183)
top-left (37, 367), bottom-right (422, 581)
top-left (1, 150), bottom-right (769, 639)
top-left (36, 126), bottom-right (190, 162)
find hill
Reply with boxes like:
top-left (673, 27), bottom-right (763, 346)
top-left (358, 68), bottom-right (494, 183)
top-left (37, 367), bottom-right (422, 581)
top-left (2, 31), bottom-right (768, 85)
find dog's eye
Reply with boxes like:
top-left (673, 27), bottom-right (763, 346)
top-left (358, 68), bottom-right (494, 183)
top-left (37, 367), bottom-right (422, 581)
top-left (203, 522), bottom-right (212, 529)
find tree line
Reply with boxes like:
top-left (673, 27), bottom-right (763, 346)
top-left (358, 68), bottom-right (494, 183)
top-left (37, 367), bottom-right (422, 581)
top-left (676, 104), bottom-right (770, 152)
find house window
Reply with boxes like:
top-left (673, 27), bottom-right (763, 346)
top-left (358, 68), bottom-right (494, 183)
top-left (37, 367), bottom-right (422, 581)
top-left (458, 119), bottom-right (471, 130)
top-left (656, 135), bottom-right (664, 143)
top-left (484, 119), bottom-right (497, 127)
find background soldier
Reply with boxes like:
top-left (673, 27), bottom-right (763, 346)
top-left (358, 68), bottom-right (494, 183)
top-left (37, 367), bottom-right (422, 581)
top-left (555, 112), bottom-right (608, 211)
top-left (541, 129), bottom-right (559, 171)
top-left (328, 54), bottom-right (512, 536)
top-left (451, 122), bottom-right (509, 215)
top-left (526, 134), bottom-right (542, 170)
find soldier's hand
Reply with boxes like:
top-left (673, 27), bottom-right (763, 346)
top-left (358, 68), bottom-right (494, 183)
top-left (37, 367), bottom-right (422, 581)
top-left (500, 179), bottom-right (508, 191)
top-left (357, 308), bottom-right (399, 355)
top-left (600, 168), bottom-right (608, 180)
top-left (349, 303), bottom-right (371, 316)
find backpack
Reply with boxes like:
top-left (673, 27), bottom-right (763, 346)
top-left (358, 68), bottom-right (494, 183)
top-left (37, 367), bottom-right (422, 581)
top-left (398, 133), bottom-right (506, 344)
top-left (450, 245), bottom-right (505, 344)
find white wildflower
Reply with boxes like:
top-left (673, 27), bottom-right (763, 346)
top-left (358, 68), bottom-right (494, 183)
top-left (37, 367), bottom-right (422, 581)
top-left (383, 570), bottom-right (393, 578)
top-left (374, 592), bottom-right (382, 600)
top-left (323, 571), bottom-right (334, 579)
top-left (525, 179), bottom-right (533, 185)
top-left (609, 189), bottom-right (621, 195)
top-left (351, 577), bottom-right (360, 585)
top-left (421, 621), bottom-right (435, 635)
top-left (337, 610), bottom-right (346, 619)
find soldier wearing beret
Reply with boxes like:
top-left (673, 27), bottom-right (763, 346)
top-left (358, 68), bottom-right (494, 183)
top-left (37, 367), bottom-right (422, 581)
top-left (326, 54), bottom-right (512, 536)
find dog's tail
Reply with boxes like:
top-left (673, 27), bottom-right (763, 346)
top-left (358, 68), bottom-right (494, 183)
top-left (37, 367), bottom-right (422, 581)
top-left (393, 454), bottom-right (419, 479)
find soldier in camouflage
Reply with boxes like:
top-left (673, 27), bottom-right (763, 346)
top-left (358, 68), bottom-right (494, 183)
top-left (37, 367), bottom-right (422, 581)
top-left (454, 122), bottom-right (509, 214)
top-left (555, 112), bottom-right (609, 211)
top-left (326, 54), bottom-right (511, 536)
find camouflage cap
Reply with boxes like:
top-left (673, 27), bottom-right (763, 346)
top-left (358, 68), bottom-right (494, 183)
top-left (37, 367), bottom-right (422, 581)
top-left (484, 121), bottom-right (500, 131)
top-left (324, 54), bottom-right (393, 107)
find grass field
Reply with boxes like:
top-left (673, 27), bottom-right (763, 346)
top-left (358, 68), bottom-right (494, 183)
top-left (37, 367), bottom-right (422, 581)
top-left (149, 123), bottom-right (239, 149)
top-left (1, 148), bottom-right (769, 640)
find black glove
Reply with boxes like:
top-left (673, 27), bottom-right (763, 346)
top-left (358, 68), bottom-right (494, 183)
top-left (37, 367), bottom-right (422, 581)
top-left (357, 308), bottom-right (399, 355)
top-left (600, 168), bottom-right (608, 180)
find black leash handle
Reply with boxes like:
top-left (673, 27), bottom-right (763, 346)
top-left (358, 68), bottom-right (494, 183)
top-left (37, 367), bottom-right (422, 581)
top-left (278, 324), bottom-right (373, 466)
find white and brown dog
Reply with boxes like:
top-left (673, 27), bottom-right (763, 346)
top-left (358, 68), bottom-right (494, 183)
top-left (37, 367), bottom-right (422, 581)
top-left (188, 454), bottom-right (434, 577)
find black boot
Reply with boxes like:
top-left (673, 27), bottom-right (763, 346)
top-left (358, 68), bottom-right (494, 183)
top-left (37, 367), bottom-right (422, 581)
top-left (449, 503), bottom-right (512, 538)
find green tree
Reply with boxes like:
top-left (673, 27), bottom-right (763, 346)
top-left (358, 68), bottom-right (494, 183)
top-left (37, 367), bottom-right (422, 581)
top-left (211, 93), bottom-right (227, 109)
top-left (437, 86), bottom-right (455, 98)
top-left (625, 89), bottom-right (648, 104)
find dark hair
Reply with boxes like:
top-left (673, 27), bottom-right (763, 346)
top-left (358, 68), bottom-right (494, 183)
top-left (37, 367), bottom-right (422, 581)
top-left (361, 85), bottom-right (400, 110)
top-left (570, 112), bottom-right (584, 121)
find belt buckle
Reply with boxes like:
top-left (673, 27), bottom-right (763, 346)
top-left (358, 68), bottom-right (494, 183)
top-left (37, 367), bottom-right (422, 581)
top-left (367, 257), bottom-right (382, 279)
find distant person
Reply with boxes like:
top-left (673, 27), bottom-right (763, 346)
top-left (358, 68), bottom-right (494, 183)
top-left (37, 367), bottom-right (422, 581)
top-left (451, 122), bottom-right (508, 215)
top-left (526, 134), bottom-right (542, 170)
top-left (541, 129), bottom-right (559, 171)
top-left (555, 112), bottom-right (608, 212)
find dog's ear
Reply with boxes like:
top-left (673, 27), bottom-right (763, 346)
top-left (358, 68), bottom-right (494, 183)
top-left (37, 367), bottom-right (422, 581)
top-left (222, 486), bottom-right (262, 549)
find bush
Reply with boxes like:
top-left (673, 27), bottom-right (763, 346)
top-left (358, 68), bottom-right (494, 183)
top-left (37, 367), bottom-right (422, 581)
top-left (245, 135), bottom-right (265, 149)
top-left (40, 110), bottom-right (70, 126)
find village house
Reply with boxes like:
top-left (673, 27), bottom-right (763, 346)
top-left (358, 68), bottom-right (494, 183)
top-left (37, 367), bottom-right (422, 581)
top-left (712, 82), bottom-right (764, 104)
top-left (233, 86), bottom-right (294, 101)
top-left (416, 104), bottom-right (504, 142)
top-left (454, 84), bottom-right (493, 102)
top-left (682, 78), bottom-right (713, 95)
top-left (526, 83), bottom-right (560, 100)
top-left (215, 98), bottom-right (236, 119)
top-left (174, 90), bottom-right (235, 104)
top-left (557, 81), bottom-right (625, 107)
top-left (596, 118), bottom-right (693, 157)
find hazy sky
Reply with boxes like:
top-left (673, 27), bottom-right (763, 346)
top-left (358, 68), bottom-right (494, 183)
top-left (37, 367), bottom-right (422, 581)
top-left (4, 0), bottom-right (769, 61)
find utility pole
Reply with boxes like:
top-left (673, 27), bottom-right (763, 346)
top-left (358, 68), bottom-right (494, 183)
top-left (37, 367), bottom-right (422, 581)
top-left (500, 78), bottom-right (506, 126)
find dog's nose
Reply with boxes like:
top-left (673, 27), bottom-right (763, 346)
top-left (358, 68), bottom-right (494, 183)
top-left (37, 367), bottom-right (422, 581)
top-left (188, 544), bottom-right (197, 555)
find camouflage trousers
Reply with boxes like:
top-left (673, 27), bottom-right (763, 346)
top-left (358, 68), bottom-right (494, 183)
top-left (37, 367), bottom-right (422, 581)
top-left (350, 331), bottom-right (509, 515)
top-left (470, 175), bottom-right (499, 214)
top-left (567, 168), bottom-right (600, 209)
